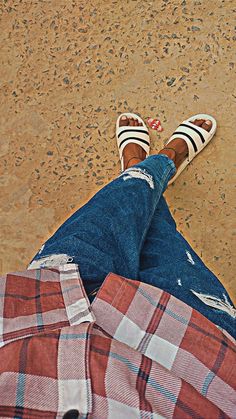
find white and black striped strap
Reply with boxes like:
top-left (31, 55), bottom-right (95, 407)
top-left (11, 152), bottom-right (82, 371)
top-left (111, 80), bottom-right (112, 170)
top-left (166, 120), bottom-right (210, 161)
top-left (117, 126), bottom-right (150, 159)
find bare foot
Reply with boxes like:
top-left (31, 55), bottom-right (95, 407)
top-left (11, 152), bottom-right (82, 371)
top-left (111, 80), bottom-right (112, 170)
top-left (119, 116), bottom-right (147, 170)
top-left (158, 118), bottom-right (212, 172)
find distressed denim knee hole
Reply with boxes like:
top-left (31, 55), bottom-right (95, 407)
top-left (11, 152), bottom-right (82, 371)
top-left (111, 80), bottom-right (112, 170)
top-left (120, 168), bottom-right (154, 189)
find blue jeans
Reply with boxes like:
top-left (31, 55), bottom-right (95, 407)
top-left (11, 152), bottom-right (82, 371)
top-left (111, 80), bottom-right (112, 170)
top-left (28, 155), bottom-right (236, 338)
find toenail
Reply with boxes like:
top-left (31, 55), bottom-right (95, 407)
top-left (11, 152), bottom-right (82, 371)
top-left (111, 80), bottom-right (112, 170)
top-left (205, 120), bottom-right (211, 125)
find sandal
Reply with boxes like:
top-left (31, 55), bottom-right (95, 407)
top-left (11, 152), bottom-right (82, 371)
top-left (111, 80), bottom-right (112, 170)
top-left (116, 113), bottom-right (150, 172)
top-left (166, 113), bottom-right (217, 185)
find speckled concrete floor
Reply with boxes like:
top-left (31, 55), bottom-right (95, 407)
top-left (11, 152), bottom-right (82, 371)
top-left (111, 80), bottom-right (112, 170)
top-left (0, 0), bottom-right (235, 301)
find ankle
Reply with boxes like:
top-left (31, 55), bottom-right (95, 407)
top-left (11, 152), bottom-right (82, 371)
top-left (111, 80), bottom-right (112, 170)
top-left (158, 148), bottom-right (176, 165)
top-left (125, 157), bottom-right (143, 170)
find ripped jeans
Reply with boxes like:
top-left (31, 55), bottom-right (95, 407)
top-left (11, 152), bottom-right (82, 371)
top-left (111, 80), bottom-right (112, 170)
top-left (28, 155), bottom-right (236, 338)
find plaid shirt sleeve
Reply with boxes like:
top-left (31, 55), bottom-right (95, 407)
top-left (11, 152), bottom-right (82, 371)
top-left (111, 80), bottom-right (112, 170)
top-left (92, 272), bottom-right (236, 418)
top-left (0, 264), bottom-right (95, 418)
top-left (89, 327), bottom-right (233, 418)
top-left (0, 264), bottom-right (95, 347)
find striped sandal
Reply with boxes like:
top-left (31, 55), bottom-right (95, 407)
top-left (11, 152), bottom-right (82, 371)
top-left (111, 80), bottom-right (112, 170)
top-left (166, 113), bottom-right (217, 185)
top-left (116, 113), bottom-right (150, 172)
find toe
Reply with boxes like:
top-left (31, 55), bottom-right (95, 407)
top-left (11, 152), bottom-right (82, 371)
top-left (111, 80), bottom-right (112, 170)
top-left (201, 119), bottom-right (212, 131)
top-left (137, 118), bottom-right (143, 126)
top-left (119, 115), bottom-right (129, 126)
top-left (119, 115), bottom-right (144, 127)
top-left (191, 119), bottom-right (204, 126)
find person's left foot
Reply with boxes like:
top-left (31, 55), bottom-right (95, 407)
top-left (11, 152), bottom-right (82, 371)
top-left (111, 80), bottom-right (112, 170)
top-left (119, 116), bottom-right (147, 170)
top-left (158, 118), bottom-right (212, 172)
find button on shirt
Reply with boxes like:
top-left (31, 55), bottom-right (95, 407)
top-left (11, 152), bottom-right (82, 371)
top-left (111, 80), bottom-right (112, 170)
top-left (0, 264), bottom-right (235, 418)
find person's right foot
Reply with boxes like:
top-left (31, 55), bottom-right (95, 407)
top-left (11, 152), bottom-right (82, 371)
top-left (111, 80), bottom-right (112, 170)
top-left (119, 115), bottom-right (146, 170)
top-left (158, 118), bottom-right (212, 171)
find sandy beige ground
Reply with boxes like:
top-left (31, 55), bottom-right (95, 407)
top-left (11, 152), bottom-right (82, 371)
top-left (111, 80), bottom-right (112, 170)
top-left (0, 0), bottom-right (235, 302)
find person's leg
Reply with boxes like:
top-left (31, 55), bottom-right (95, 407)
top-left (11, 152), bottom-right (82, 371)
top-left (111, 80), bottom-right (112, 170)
top-left (139, 195), bottom-right (236, 338)
top-left (26, 114), bottom-right (199, 304)
top-left (28, 153), bottom-right (176, 299)
top-left (118, 116), bottom-right (235, 337)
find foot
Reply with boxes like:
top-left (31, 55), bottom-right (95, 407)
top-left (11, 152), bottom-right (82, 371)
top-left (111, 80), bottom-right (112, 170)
top-left (159, 118), bottom-right (213, 172)
top-left (119, 116), bottom-right (147, 170)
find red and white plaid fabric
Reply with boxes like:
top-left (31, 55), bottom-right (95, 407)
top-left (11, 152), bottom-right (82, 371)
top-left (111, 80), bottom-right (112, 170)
top-left (0, 264), bottom-right (235, 418)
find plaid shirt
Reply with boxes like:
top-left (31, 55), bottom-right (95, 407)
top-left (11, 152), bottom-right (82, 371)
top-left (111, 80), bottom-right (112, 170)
top-left (0, 264), bottom-right (235, 418)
